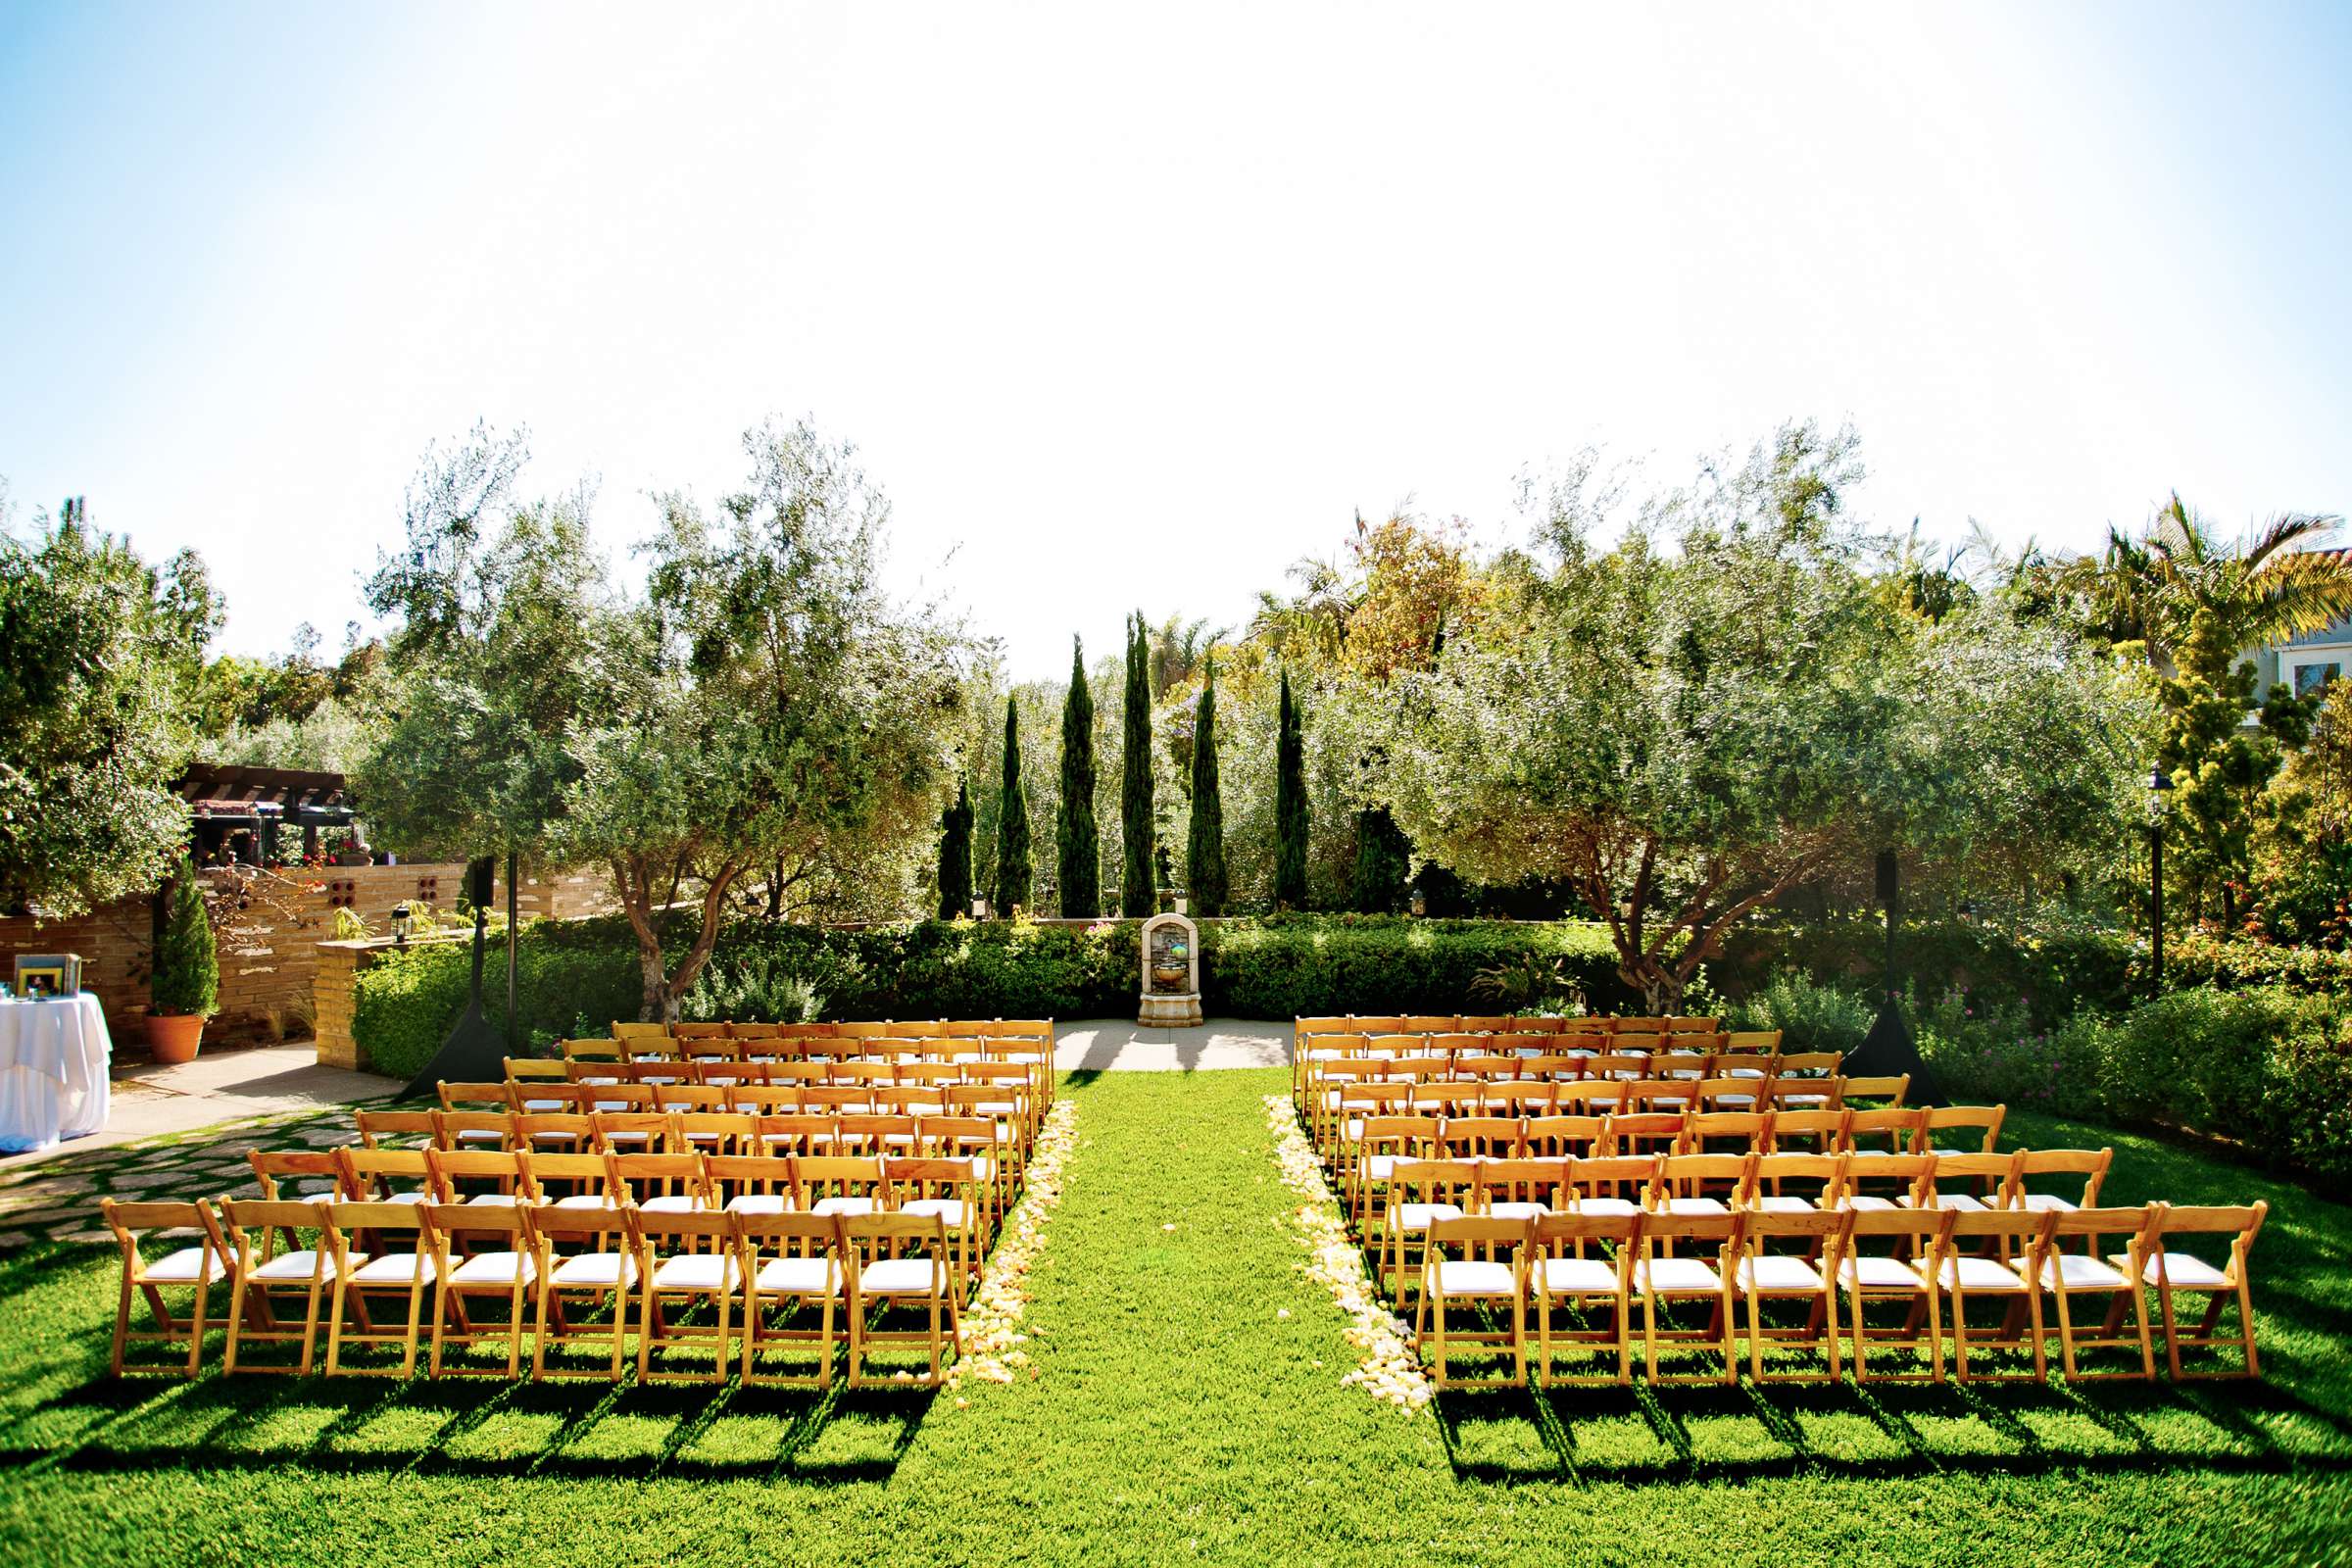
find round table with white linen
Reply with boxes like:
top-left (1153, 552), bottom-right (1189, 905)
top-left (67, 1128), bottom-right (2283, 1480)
top-left (0, 994), bottom-right (113, 1155)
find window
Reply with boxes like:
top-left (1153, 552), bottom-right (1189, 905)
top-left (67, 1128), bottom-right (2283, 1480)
top-left (2294, 662), bottom-right (2342, 697)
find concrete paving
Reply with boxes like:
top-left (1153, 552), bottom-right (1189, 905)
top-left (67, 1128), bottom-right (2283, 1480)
top-left (1, 1042), bottom-right (389, 1172)
top-left (1054, 1018), bottom-right (1291, 1073)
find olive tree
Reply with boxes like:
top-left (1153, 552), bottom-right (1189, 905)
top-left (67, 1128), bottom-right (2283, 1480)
top-left (0, 493), bottom-right (218, 914)
top-left (1367, 425), bottom-right (2132, 1010)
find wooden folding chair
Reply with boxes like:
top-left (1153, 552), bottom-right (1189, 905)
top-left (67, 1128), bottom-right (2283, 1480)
top-left (1915, 1104), bottom-right (2005, 1157)
top-left (319, 1200), bottom-right (433, 1378)
top-left (247, 1148), bottom-right (352, 1202)
top-left (2015, 1148), bottom-right (2112, 1213)
top-left (431, 1110), bottom-right (516, 1153)
top-left (1380, 1159), bottom-right (1474, 1303)
top-left (1840, 1074), bottom-right (1910, 1107)
top-left (426, 1147), bottom-right (534, 1208)
top-left (611, 1021), bottom-right (669, 1045)
top-left (436, 1080), bottom-right (519, 1139)
top-left (420, 1202), bottom-right (536, 1378)
top-left (1841, 1105), bottom-right (1927, 1156)
top-left (1746, 1152), bottom-right (1843, 1213)
top-left (608, 1152), bottom-right (712, 1215)
top-left (1739, 1206), bottom-right (1850, 1385)
top-left (797, 1155), bottom-right (885, 1218)
top-left (1649, 1152), bottom-right (1752, 1217)
top-left (100, 1198), bottom-right (230, 1378)
top-left (1524, 1113), bottom-right (1606, 1159)
top-left (885, 1156), bottom-right (983, 1290)
top-left (1915, 1151), bottom-right (2024, 1212)
top-left (2128, 1201), bottom-right (2268, 1380)
top-left (706, 1153), bottom-right (802, 1215)
top-left (1563, 1154), bottom-right (1658, 1217)
top-left (524, 1201), bottom-right (635, 1381)
top-left (1936, 1208), bottom-right (2053, 1383)
top-left (842, 1211), bottom-right (961, 1388)
top-left (1414, 1214), bottom-right (1530, 1388)
top-left (1476, 1157), bottom-right (1567, 1223)
top-left (338, 1147), bottom-right (433, 1206)
top-left (1839, 1207), bottom-right (1951, 1384)
top-left (520, 1151), bottom-right (619, 1211)
top-left (355, 1107), bottom-right (437, 1150)
top-left (739, 1210), bottom-right (844, 1388)
top-left (1634, 1209), bottom-right (1743, 1385)
top-left (2036, 1204), bottom-right (2157, 1381)
top-left (220, 1198), bottom-right (336, 1376)
top-left (1528, 1209), bottom-right (1638, 1386)
top-left (921, 1115), bottom-right (1009, 1241)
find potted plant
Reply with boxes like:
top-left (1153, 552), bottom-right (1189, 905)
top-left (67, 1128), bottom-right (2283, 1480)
top-left (146, 872), bottom-right (219, 1064)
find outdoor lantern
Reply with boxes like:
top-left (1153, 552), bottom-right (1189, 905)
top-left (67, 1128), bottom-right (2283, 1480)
top-left (972, 897), bottom-right (989, 920)
top-left (390, 903), bottom-right (413, 947)
top-left (2148, 763), bottom-right (2173, 800)
top-left (1410, 889), bottom-right (1427, 917)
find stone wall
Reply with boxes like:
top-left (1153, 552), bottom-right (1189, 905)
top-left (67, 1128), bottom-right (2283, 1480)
top-left (0, 861), bottom-right (614, 1045)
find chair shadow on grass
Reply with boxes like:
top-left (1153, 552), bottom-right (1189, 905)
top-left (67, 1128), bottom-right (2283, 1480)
top-left (1429, 1372), bottom-right (2352, 1488)
top-left (15, 1334), bottom-right (940, 1486)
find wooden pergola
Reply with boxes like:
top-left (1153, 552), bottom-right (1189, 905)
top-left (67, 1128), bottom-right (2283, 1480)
top-left (173, 762), bottom-right (360, 866)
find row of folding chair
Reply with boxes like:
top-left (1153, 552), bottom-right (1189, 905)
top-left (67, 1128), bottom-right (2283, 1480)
top-left (101, 1196), bottom-right (961, 1388)
top-left (1336, 1104), bottom-right (1976, 1203)
top-left (347, 1113), bottom-right (1020, 1219)
top-left (479, 1072), bottom-right (1043, 1139)
top-left (1407, 1200), bottom-right (2267, 1390)
top-left (1367, 1148), bottom-right (2082, 1300)
top-left (537, 1055), bottom-right (1054, 1112)
top-left (1298, 1052), bottom-right (1829, 1127)
top-left (564, 1038), bottom-right (1053, 1067)
top-left (607, 1017), bottom-right (1054, 1044)
top-left (1292, 1028), bottom-right (1777, 1101)
top-left (1340, 1108), bottom-right (2015, 1221)
top-left (1309, 1076), bottom-right (1900, 1157)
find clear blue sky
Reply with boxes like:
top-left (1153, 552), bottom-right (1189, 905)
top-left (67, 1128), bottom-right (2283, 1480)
top-left (2, 2), bottom-right (2347, 679)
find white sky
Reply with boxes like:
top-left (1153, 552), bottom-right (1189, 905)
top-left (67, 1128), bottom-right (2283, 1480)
top-left (2, 2), bottom-right (2346, 679)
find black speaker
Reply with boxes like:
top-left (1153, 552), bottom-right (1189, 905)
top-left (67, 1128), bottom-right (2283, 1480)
top-left (1875, 850), bottom-right (1899, 909)
top-left (466, 857), bottom-right (495, 909)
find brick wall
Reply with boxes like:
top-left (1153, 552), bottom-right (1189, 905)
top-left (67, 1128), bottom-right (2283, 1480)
top-left (0, 861), bottom-right (615, 1045)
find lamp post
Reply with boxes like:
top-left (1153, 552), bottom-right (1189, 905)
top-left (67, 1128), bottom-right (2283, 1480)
top-left (389, 902), bottom-right (413, 948)
top-left (2148, 764), bottom-right (2173, 995)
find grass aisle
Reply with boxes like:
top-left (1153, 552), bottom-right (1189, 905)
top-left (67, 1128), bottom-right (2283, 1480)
top-left (0, 1071), bottom-right (2348, 1564)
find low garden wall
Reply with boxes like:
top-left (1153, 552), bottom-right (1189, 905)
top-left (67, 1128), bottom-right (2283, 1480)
top-left (0, 862), bottom-right (614, 1044)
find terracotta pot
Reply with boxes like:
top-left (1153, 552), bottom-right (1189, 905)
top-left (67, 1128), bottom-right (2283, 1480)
top-left (144, 1012), bottom-right (206, 1064)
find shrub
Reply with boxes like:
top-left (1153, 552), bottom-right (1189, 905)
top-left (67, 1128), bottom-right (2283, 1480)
top-left (149, 874), bottom-right (219, 1018)
top-left (1729, 970), bottom-right (1875, 1054)
top-left (1915, 982), bottom-right (2352, 1184)
top-left (1202, 916), bottom-right (1633, 1018)
top-left (1723, 917), bottom-right (2139, 1024)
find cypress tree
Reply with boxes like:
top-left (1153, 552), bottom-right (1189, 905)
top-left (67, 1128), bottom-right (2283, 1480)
top-left (1187, 657), bottom-right (1228, 915)
top-left (1350, 806), bottom-right (1409, 913)
top-left (936, 776), bottom-right (973, 920)
top-left (993, 696), bottom-right (1032, 913)
top-left (1273, 667), bottom-right (1309, 909)
top-left (1120, 611), bottom-right (1155, 916)
top-left (1056, 636), bottom-right (1101, 917)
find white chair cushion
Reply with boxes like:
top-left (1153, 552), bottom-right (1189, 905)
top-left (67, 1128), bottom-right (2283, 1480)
top-left (1635, 1257), bottom-right (1725, 1294)
top-left (1537, 1256), bottom-right (1621, 1295)
top-left (858, 1258), bottom-right (946, 1296)
top-left (143, 1246), bottom-right (229, 1284)
top-left (2020, 1193), bottom-right (2080, 1212)
top-left (1571, 1198), bottom-right (1640, 1217)
top-left (2040, 1253), bottom-right (2128, 1291)
top-left (755, 1256), bottom-right (842, 1296)
top-left (551, 1251), bottom-right (635, 1288)
top-left (1737, 1255), bottom-right (1826, 1293)
top-left (1487, 1200), bottom-right (1550, 1221)
top-left (455, 1130), bottom-right (507, 1144)
top-left (449, 1250), bottom-right (534, 1287)
top-left (351, 1251), bottom-right (433, 1285)
top-left (465, 1193), bottom-right (523, 1206)
top-left (641, 1196), bottom-right (709, 1213)
top-left (1362, 1155), bottom-right (1397, 1182)
top-left (520, 1099), bottom-right (568, 1113)
top-left (1839, 1256), bottom-right (1928, 1291)
top-left (903, 1198), bottom-right (972, 1230)
top-left (1936, 1256), bottom-right (2029, 1293)
top-left (250, 1249), bottom-right (337, 1282)
top-left (1900, 1193), bottom-right (1986, 1211)
top-left (724, 1194), bottom-right (793, 1215)
top-left (2136, 1250), bottom-right (2231, 1289)
top-left (554, 1195), bottom-right (620, 1210)
top-left (1387, 1202), bottom-right (1464, 1233)
top-left (1753, 1196), bottom-right (1818, 1213)
top-left (810, 1196), bottom-right (876, 1216)
top-left (651, 1253), bottom-right (741, 1292)
top-left (1432, 1260), bottom-right (1517, 1298)
top-left (1662, 1197), bottom-right (1728, 1216)
top-left (1845, 1196), bottom-right (1898, 1212)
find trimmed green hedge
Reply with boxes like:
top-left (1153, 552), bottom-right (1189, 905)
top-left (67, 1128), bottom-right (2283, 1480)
top-left (1919, 984), bottom-right (2352, 1184)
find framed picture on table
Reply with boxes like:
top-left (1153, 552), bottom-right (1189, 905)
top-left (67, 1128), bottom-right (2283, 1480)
top-left (13, 955), bottom-right (82, 999)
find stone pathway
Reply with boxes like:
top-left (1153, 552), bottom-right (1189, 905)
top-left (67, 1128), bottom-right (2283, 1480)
top-left (1054, 1018), bottom-right (1291, 1072)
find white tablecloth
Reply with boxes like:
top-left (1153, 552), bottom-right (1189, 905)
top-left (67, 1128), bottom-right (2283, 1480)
top-left (0, 995), bottom-right (112, 1154)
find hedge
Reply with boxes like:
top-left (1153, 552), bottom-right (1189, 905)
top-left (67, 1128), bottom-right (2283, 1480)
top-left (1918, 984), bottom-right (2352, 1184)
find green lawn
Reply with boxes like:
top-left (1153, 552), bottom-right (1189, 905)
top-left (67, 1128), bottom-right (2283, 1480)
top-left (1, 1069), bottom-right (2349, 1565)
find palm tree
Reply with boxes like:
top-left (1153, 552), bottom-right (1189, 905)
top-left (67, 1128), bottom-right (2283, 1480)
top-left (2087, 494), bottom-right (2352, 673)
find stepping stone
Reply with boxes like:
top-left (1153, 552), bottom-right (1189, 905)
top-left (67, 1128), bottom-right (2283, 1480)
top-left (48, 1229), bottom-right (112, 1246)
top-left (0, 1231), bottom-right (32, 1250)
